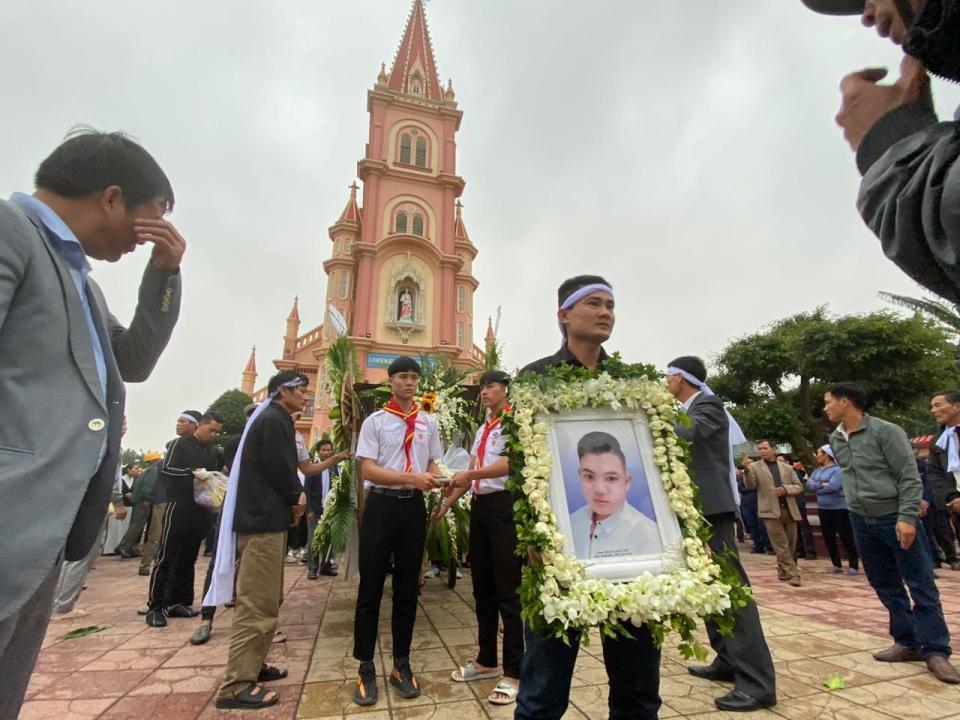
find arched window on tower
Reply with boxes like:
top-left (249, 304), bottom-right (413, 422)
top-left (457, 286), bottom-right (466, 314)
top-left (457, 321), bottom-right (465, 348)
top-left (399, 133), bottom-right (412, 165)
top-left (395, 212), bottom-right (408, 234)
top-left (415, 137), bottom-right (427, 168)
top-left (339, 270), bottom-right (350, 300)
top-left (328, 270), bottom-right (337, 298)
top-left (412, 214), bottom-right (424, 237)
top-left (343, 238), bottom-right (352, 255)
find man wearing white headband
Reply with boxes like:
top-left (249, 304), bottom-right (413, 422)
top-left (214, 371), bottom-right (309, 710)
top-left (137, 410), bottom-right (201, 579)
top-left (144, 411), bottom-right (224, 627)
top-left (665, 355), bottom-right (776, 713)
top-left (516, 275), bottom-right (663, 720)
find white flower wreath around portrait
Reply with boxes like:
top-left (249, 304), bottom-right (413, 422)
top-left (510, 373), bottom-right (741, 635)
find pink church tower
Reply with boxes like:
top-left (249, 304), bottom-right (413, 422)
top-left (242, 0), bottom-right (483, 442)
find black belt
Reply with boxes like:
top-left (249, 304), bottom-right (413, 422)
top-left (369, 486), bottom-right (421, 499)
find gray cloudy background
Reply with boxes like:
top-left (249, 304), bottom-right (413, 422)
top-left (3, 1), bottom-right (959, 453)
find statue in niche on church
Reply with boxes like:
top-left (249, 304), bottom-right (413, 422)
top-left (398, 289), bottom-right (414, 322)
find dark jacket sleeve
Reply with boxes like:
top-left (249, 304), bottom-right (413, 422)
top-left (674, 395), bottom-right (726, 444)
top-left (305, 475), bottom-right (323, 514)
top-left (927, 443), bottom-right (959, 509)
top-left (261, 415), bottom-right (302, 506)
top-left (856, 104), bottom-right (960, 304)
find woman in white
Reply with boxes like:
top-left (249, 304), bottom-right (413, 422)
top-left (569, 431), bottom-right (661, 559)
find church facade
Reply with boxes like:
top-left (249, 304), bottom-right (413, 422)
top-left (240, 0), bottom-right (485, 443)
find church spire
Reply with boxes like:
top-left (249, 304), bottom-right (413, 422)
top-left (485, 317), bottom-right (496, 350)
top-left (240, 346), bottom-right (257, 395)
top-left (283, 297), bottom-right (301, 359)
top-left (387, 0), bottom-right (443, 101)
top-left (337, 182), bottom-right (362, 225)
top-left (454, 199), bottom-right (469, 241)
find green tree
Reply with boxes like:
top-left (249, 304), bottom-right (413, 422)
top-left (207, 388), bottom-right (253, 448)
top-left (714, 308), bottom-right (956, 456)
top-left (121, 448), bottom-right (143, 465)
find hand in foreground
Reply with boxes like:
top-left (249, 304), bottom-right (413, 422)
top-left (114, 506), bottom-right (128, 520)
top-left (290, 492), bottom-right (307, 525)
top-left (137, 218), bottom-right (186, 273)
top-left (948, 498), bottom-right (960, 514)
top-left (774, 486), bottom-right (787, 497)
top-left (450, 471), bottom-right (472, 492)
top-left (410, 472), bottom-right (439, 492)
top-left (895, 520), bottom-right (917, 550)
top-left (919, 499), bottom-right (930, 518)
top-left (836, 55), bottom-right (931, 151)
top-left (338, 450), bottom-right (352, 462)
top-left (431, 501), bottom-right (450, 523)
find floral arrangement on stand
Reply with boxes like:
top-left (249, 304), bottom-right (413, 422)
top-left (312, 459), bottom-right (355, 559)
top-left (505, 356), bottom-right (751, 659)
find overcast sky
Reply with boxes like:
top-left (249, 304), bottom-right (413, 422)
top-left (3, 1), bottom-right (958, 452)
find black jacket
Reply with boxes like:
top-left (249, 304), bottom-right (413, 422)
top-left (160, 435), bottom-right (224, 505)
top-left (926, 430), bottom-right (959, 509)
top-left (233, 402), bottom-right (302, 534)
top-left (306, 464), bottom-right (339, 515)
top-left (674, 393), bottom-right (736, 519)
top-left (521, 344), bottom-right (609, 375)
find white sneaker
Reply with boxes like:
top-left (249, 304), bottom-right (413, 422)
top-left (51, 607), bottom-right (89, 622)
top-left (423, 566), bottom-right (441, 578)
top-left (455, 568), bottom-right (463, 579)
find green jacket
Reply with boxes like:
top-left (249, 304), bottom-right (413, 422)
top-left (828, 414), bottom-right (921, 525)
top-left (132, 464), bottom-right (159, 504)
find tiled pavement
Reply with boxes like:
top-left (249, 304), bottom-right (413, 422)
top-left (21, 546), bottom-right (960, 719)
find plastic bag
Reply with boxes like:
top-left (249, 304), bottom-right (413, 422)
top-left (193, 469), bottom-right (228, 510)
top-left (441, 446), bottom-right (471, 473)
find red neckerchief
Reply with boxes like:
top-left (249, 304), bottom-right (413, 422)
top-left (383, 398), bottom-right (419, 472)
top-left (475, 404), bottom-right (510, 492)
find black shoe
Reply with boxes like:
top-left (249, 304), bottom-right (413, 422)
top-left (688, 664), bottom-right (735, 682)
top-left (320, 566), bottom-right (338, 576)
top-left (145, 609), bottom-right (167, 628)
top-left (166, 604), bottom-right (198, 618)
top-left (353, 661), bottom-right (379, 706)
top-left (950, 561), bottom-right (960, 571)
top-left (118, 549), bottom-right (135, 559)
top-left (190, 623), bottom-right (212, 645)
top-left (138, 567), bottom-right (151, 576)
top-left (750, 548), bottom-right (764, 554)
top-left (714, 689), bottom-right (776, 712)
top-left (307, 570), bottom-right (318, 580)
top-left (389, 659), bottom-right (422, 699)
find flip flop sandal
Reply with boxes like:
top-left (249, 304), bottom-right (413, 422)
top-left (257, 664), bottom-right (289, 682)
top-left (215, 683), bottom-right (279, 709)
top-left (451, 662), bottom-right (500, 682)
top-left (488, 680), bottom-right (519, 705)
top-left (272, 630), bottom-right (287, 644)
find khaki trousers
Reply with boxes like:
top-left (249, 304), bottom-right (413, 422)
top-left (140, 502), bottom-right (167, 569)
top-left (218, 531), bottom-right (287, 699)
top-left (763, 507), bottom-right (799, 581)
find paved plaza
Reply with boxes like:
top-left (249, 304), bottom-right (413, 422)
top-left (19, 547), bottom-right (960, 720)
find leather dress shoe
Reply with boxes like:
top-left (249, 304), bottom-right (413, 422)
top-left (688, 664), bottom-right (735, 682)
top-left (927, 655), bottom-right (960, 684)
top-left (873, 643), bottom-right (922, 662)
top-left (714, 689), bottom-right (776, 712)
top-left (190, 623), bottom-right (212, 646)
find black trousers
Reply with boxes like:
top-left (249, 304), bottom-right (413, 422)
top-left (148, 500), bottom-right (212, 610)
top-left (925, 508), bottom-right (958, 563)
top-left (819, 508), bottom-right (859, 570)
top-left (470, 491), bottom-right (523, 678)
top-left (116, 501), bottom-right (152, 555)
top-left (704, 514), bottom-right (777, 701)
top-left (353, 491), bottom-right (426, 664)
top-left (200, 510), bottom-right (224, 621)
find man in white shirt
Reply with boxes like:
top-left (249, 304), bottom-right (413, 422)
top-left (569, 431), bottom-right (661, 559)
top-left (441, 370), bottom-right (522, 705)
top-left (352, 356), bottom-right (442, 707)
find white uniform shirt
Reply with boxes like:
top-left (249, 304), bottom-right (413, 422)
top-left (356, 408), bottom-right (443, 489)
top-left (470, 414), bottom-right (508, 494)
top-left (570, 503), bottom-right (662, 560)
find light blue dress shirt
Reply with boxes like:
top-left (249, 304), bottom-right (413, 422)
top-left (10, 192), bottom-right (108, 396)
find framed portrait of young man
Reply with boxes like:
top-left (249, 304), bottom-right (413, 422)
top-left (547, 409), bottom-right (684, 581)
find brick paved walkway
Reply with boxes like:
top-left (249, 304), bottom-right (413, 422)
top-left (20, 544), bottom-right (960, 719)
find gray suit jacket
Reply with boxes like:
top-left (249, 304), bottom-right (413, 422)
top-left (674, 393), bottom-right (736, 518)
top-left (0, 197), bottom-right (180, 621)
